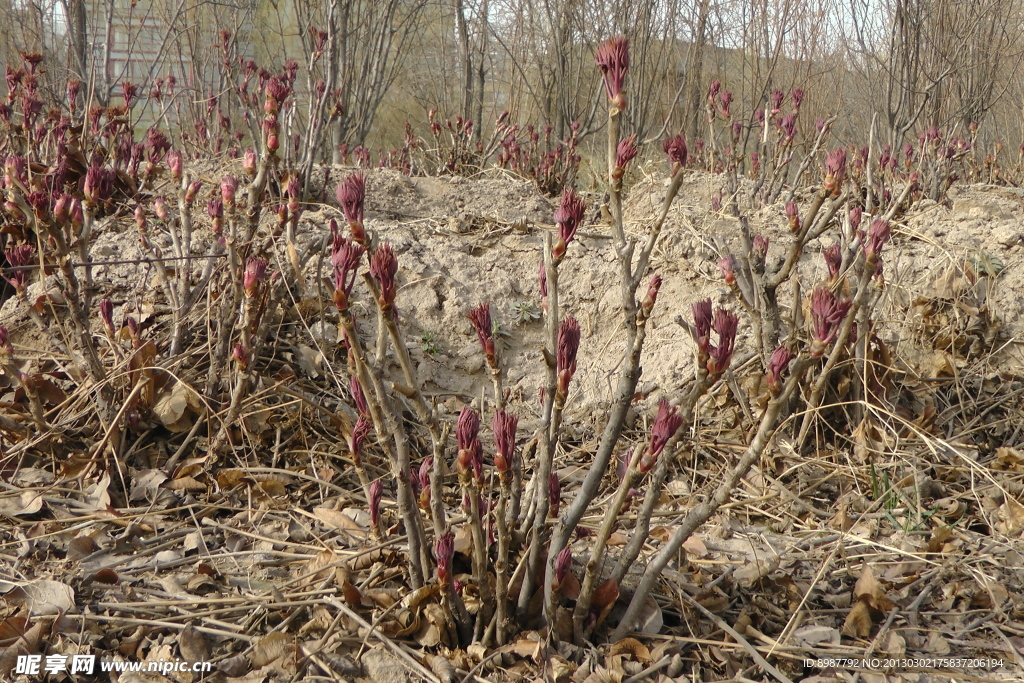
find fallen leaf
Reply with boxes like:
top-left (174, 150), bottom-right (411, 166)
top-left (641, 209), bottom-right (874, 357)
top-left (853, 564), bottom-right (895, 611)
top-left (0, 491), bottom-right (43, 517)
top-left (681, 535), bottom-right (708, 557)
top-left (996, 497), bottom-right (1024, 536)
top-left (250, 632), bottom-right (291, 668)
top-left (179, 623), bottom-right (210, 662)
top-left (129, 469), bottom-right (168, 502)
top-left (312, 507), bottom-right (368, 544)
top-left (734, 554), bottom-right (780, 586)
top-left (842, 600), bottom-right (873, 638)
top-left (3, 580), bottom-right (74, 615)
top-left (793, 624), bottom-right (841, 646)
top-left (609, 637), bottom-right (651, 663)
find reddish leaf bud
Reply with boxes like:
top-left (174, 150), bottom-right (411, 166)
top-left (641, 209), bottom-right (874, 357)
top-left (864, 219), bottom-right (891, 261)
top-left (468, 303), bottom-right (496, 367)
top-left (785, 201), bottom-right (800, 233)
top-left (154, 196), bottom-right (169, 221)
top-left (640, 273), bottom-right (662, 314)
top-left (167, 149), bottom-right (182, 180)
top-left (435, 532), bottom-right (455, 585)
top-left (552, 187), bottom-right (585, 261)
top-left (349, 415), bottom-right (372, 465)
top-left (719, 90), bottom-right (733, 118)
top-left (456, 406), bottom-right (482, 480)
top-left (642, 400), bottom-right (683, 472)
top-left (370, 242), bottom-right (398, 314)
top-left (350, 376), bottom-right (369, 416)
top-left (183, 181), bottom-right (201, 206)
top-left (823, 245), bottom-right (842, 281)
top-left (221, 175), bottom-right (237, 208)
top-left (4, 243), bottom-right (34, 292)
top-left (614, 134), bottom-right (638, 178)
top-left (243, 148), bottom-right (257, 177)
top-left (707, 309), bottom-right (738, 376)
top-left (555, 547), bottom-right (572, 586)
top-left (336, 173), bottom-right (365, 232)
top-left (492, 409), bottom-right (518, 475)
top-left (780, 114), bottom-right (797, 142)
top-left (0, 325), bottom-right (9, 355)
top-left (791, 87), bottom-right (804, 111)
top-left (418, 458), bottom-right (432, 510)
top-left (824, 148), bottom-right (846, 195)
top-left (231, 342), bottom-right (248, 370)
top-left (243, 257), bottom-right (268, 297)
top-left (595, 36), bottom-right (630, 107)
top-left (692, 299), bottom-right (713, 359)
top-left (663, 133), bottom-right (688, 170)
top-left (556, 316), bottom-right (581, 401)
top-left (718, 256), bottom-right (736, 285)
top-left (99, 298), bottom-right (114, 334)
top-left (766, 345), bottom-right (795, 395)
top-left (331, 237), bottom-right (364, 311)
top-left (809, 287), bottom-right (853, 357)
top-left (548, 473), bottom-right (561, 518)
top-left (369, 479), bottom-right (383, 530)
top-left (849, 206), bottom-right (862, 230)
top-left (768, 89), bottom-right (783, 116)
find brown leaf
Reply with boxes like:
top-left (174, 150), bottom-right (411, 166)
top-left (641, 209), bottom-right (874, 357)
top-left (3, 579), bottom-right (74, 615)
top-left (428, 653), bottom-right (457, 683)
top-left (342, 580), bottom-right (363, 607)
top-left (993, 447), bottom-right (1024, 472)
top-left (312, 507), bottom-right (368, 545)
top-left (842, 600), bottom-right (873, 638)
top-left (853, 564), bottom-right (895, 611)
top-left (996, 497), bottom-right (1024, 536)
top-left (0, 617), bottom-right (29, 647)
top-left (609, 637), bottom-right (651, 663)
top-left (681, 535), bottom-right (708, 557)
top-left (250, 632), bottom-right (291, 668)
top-left (592, 578), bottom-right (620, 610)
top-left (734, 554), bottom-right (780, 586)
top-left (179, 623), bottom-right (210, 662)
top-left (559, 572), bottom-right (581, 601)
top-left (0, 491), bottom-right (43, 517)
top-left (91, 568), bottom-right (119, 584)
top-left (66, 536), bottom-right (98, 561)
top-left (633, 594), bottom-right (663, 636)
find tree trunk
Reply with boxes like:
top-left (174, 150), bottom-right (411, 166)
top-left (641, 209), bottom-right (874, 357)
top-left (683, 0), bottom-right (711, 142)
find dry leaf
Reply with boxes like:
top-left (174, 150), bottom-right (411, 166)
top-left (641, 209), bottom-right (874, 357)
top-left (734, 554), bottom-right (780, 586)
top-left (0, 617), bottom-right (29, 647)
top-left (793, 624), bottom-right (841, 646)
top-left (3, 579), bottom-right (74, 615)
top-left (312, 507), bottom-right (368, 544)
top-left (179, 623), bottom-right (210, 662)
top-left (853, 565), bottom-right (895, 611)
top-left (249, 632), bottom-right (291, 668)
top-left (681, 535), bottom-right (708, 557)
top-left (633, 594), bottom-right (663, 635)
top-left (129, 469), bottom-right (168, 502)
top-left (842, 600), bottom-right (873, 638)
top-left (996, 497), bottom-right (1024, 536)
top-left (428, 653), bottom-right (457, 683)
top-left (153, 382), bottom-right (191, 429)
top-left (0, 491), bottom-right (43, 517)
top-left (609, 637), bottom-right (651, 663)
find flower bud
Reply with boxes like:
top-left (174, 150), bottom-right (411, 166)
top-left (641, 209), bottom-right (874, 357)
top-left (369, 479), bottom-right (383, 530)
top-left (99, 298), bottom-right (114, 335)
top-left (154, 196), bottom-right (169, 221)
